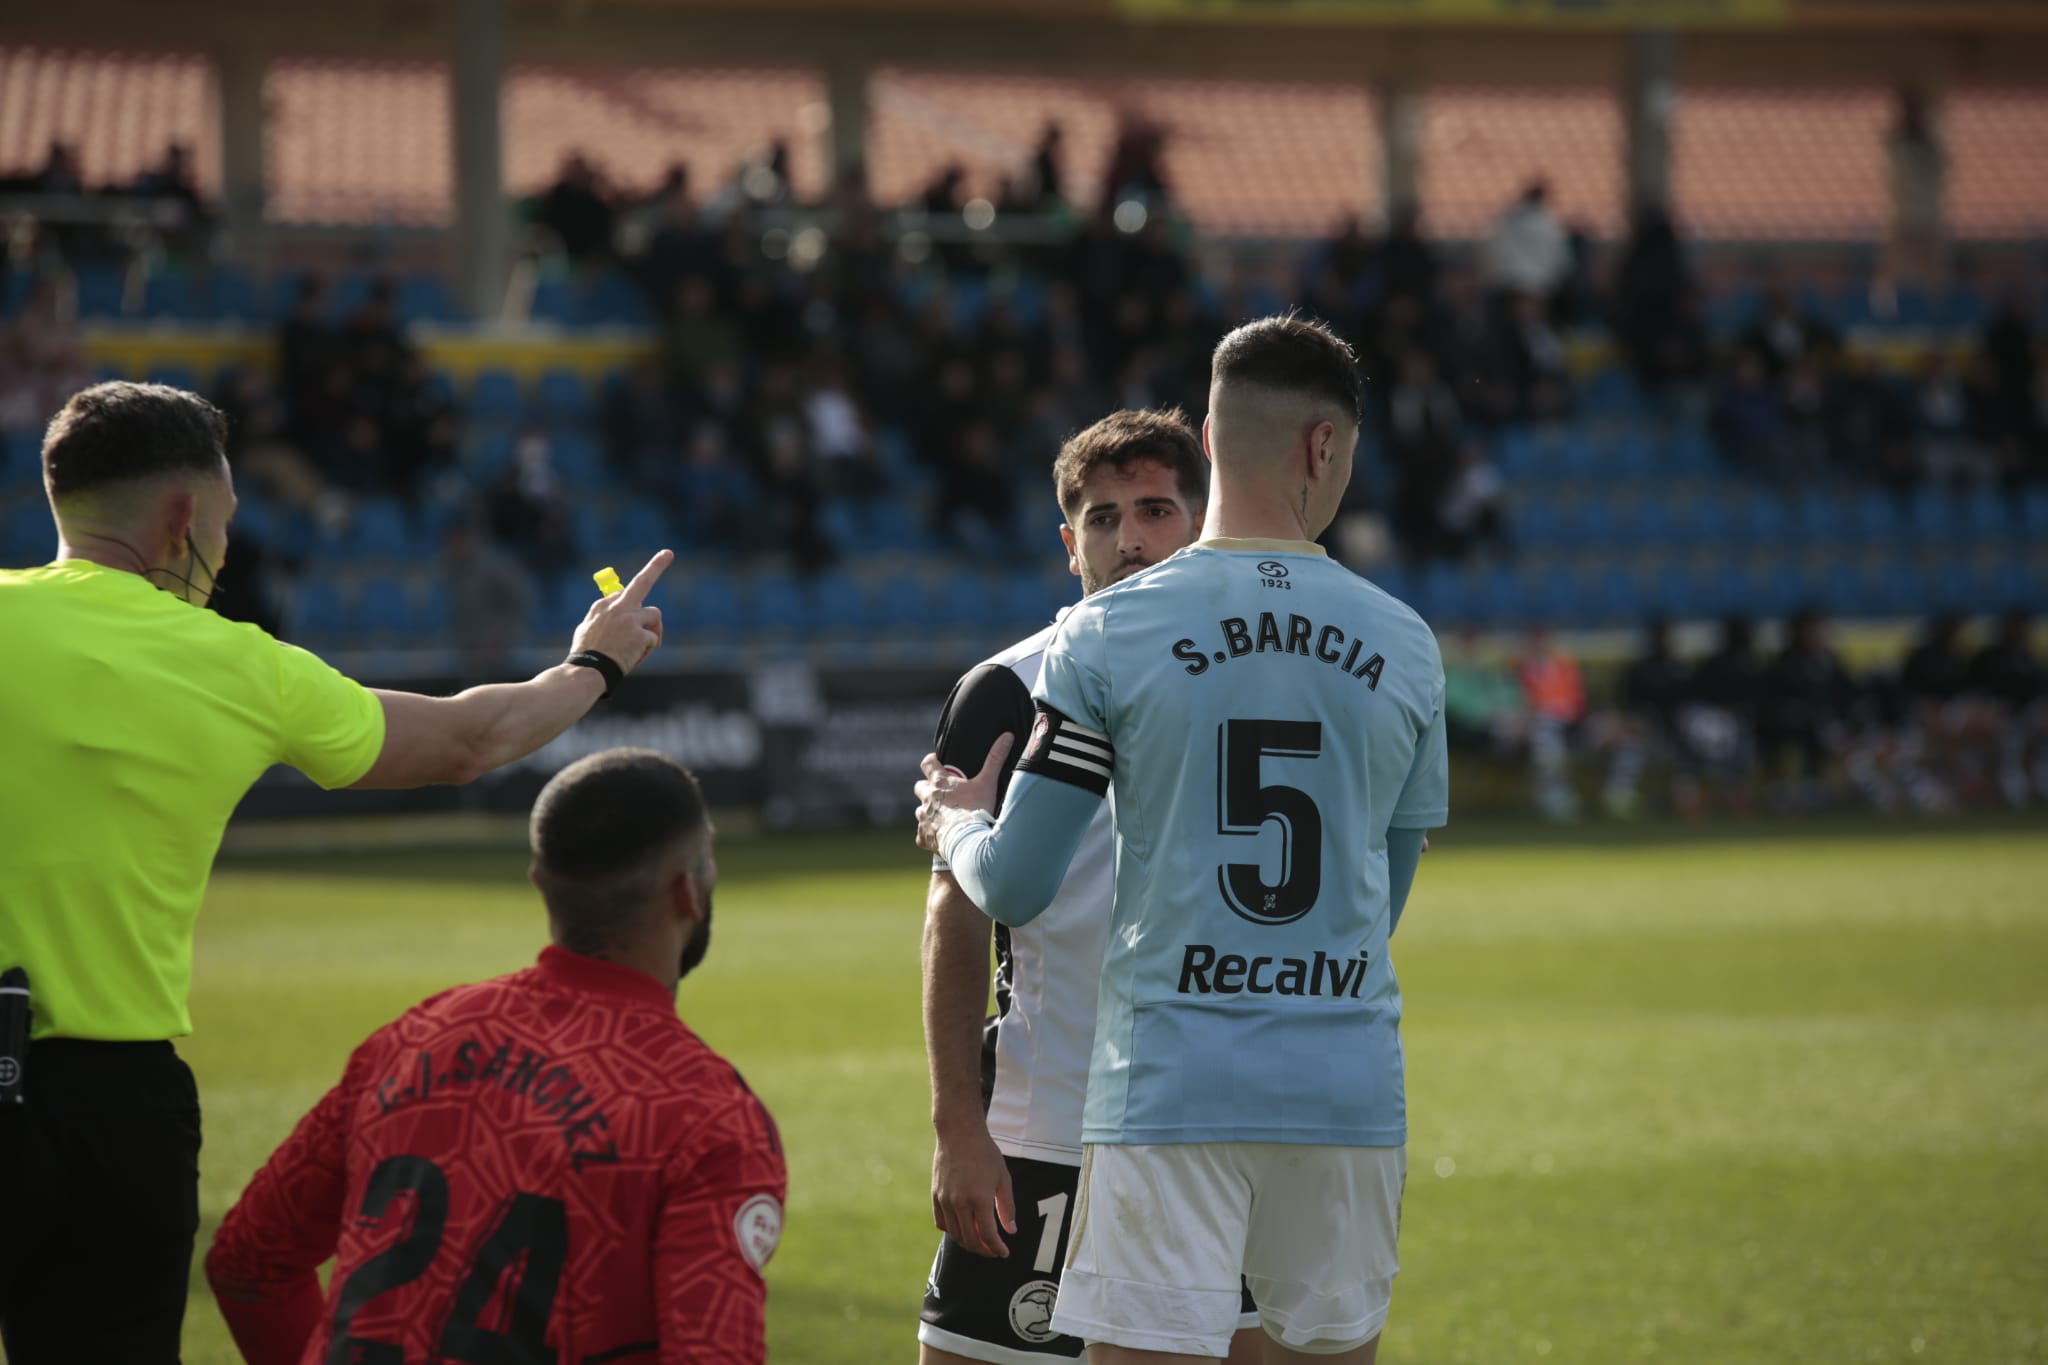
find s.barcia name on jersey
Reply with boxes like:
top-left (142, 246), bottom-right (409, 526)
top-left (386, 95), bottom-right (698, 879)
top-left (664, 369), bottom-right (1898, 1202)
top-left (1169, 611), bottom-right (1386, 689)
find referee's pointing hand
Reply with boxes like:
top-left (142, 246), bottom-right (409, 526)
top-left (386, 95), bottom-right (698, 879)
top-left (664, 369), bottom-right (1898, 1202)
top-left (572, 550), bottom-right (674, 673)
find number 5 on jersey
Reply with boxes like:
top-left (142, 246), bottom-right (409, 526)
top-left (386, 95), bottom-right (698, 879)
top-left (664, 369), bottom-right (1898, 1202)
top-left (1216, 719), bottom-right (1323, 926)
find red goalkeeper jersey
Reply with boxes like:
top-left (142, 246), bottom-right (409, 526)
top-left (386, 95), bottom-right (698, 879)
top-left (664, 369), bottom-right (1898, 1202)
top-left (206, 946), bottom-right (786, 1365)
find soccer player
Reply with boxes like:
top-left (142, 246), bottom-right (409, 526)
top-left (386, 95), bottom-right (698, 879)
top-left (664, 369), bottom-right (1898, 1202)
top-left (919, 410), bottom-right (1261, 1365)
top-left (0, 382), bottom-right (669, 1363)
top-left (916, 316), bottom-right (1448, 1364)
top-left (205, 749), bottom-right (785, 1363)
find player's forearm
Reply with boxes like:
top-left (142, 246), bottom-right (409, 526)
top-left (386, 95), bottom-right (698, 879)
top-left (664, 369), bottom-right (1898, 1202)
top-left (939, 773), bottom-right (1100, 928)
top-left (1387, 826), bottom-right (1428, 935)
top-left (209, 1270), bottom-right (325, 1365)
top-left (922, 872), bottom-right (994, 1133)
top-left (459, 664), bottom-right (610, 776)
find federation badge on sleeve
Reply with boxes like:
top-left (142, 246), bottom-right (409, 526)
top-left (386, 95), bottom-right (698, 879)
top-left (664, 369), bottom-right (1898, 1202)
top-left (734, 1193), bottom-right (783, 1272)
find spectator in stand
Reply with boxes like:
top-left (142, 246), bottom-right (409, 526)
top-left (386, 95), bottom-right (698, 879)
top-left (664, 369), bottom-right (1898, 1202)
top-left (1967, 610), bottom-right (2047, 807)
top-left (1031, 123), bottom-right (1067, 209)
top-left (276, 275), bottom-right (334, 420)
top-left (443, 518), bottom-right (537, 673)
top-left (1493, 291), bottom-right (1571, 422)
top-left (1384, 350), bottom-right (1463, 562)
top-left (601, 359), bottom-right (676, 489)
top-left (1914, 351), bottom-right (1983, 483)
top-left (662, 276), bottom-right (741, 394)
top-left (1756, 608), bottom-right (1858, 811)
top-left (638, 176), bottom-right (718, 319)
top-left (921, 164), bottom-right (968, 218)
top-left (803, 351), bottom-right (883, 499)
top-left (1436, 441), bottom-right (1509, 561)
top-left (487, 428), bottom-right (577, 578)
top-left (1603, 618), bottom-right (1691, 818)
top-left (534, 152), bottom-right (617, 265)
top-left (1516, 627), bottom-right (1589, 821)
top-left (0, 278), bottom-right (91, 433)
top-left (670, 421), bottom-right (762, 554)
top-left (130, 142), bottom-right (210, 257)
top-left (1442, 629), bottom-right (1530, 760)
top-left (1828, 351), bottom-right (1917, 486)
top-left (935, 420), bottom-right (1015, 557)
top-left (1680, 616), bottom-right (1764, 814)
top-left (1615, 206), bottom-right (1693, 394)
top-left (1712, 350), bottom-right (1789, 477)
top-left (1896, 611), bottom-right (2012, 806)
top-left (1100, 115), bottom-right (1170, 207)
top-left (1740, 284), bottom-right (1839, 385)
top-left (1481, 180), bottom-right (1569, 312)
top-left (1381, 203), bottom-right (1439, 309)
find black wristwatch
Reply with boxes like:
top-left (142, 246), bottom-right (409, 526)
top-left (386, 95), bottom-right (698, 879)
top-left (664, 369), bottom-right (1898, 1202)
top-left (565, 650), bottom-right (625, 699)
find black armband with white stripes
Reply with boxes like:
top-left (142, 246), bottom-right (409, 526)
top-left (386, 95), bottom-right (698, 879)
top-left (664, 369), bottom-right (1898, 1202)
top-left (1013, 702), bottom-right (1114, 797)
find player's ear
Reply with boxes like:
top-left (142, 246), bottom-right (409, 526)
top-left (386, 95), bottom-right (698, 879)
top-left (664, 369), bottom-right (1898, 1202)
top-left (161, 489), bottom-right (198, 561)
top-left (1200, 413), bottom-right (1216, 464)
top-left (1059, 521), bottom-right (1080, 579)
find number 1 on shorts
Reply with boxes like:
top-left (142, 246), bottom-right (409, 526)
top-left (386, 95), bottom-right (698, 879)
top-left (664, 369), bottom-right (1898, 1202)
top-left (1034, 1192), bottom-right (1069, 1273)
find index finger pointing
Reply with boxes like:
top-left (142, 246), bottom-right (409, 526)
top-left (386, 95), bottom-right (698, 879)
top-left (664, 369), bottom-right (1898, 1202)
top-left (616, 549), bottom-right (675, 608)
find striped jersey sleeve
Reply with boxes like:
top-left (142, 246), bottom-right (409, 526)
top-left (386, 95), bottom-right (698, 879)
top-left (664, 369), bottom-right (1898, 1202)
top-left (1013, 703), bottom-right (1115, 797)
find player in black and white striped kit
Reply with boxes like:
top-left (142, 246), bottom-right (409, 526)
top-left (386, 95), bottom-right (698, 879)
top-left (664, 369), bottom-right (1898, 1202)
top-left (917, 410), bottom-right (1261, 1365)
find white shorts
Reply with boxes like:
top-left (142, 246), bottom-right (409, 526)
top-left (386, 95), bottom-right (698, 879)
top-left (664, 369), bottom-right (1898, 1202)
top-left (1051, 1142), bottom-right (1405, 1358)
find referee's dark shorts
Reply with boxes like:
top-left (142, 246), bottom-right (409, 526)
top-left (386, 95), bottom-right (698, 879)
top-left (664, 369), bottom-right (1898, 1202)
top-left (0, 1040), bottom-right (202, 1360)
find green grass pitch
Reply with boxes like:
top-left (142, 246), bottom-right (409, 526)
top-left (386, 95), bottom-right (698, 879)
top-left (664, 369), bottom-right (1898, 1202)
top-left (162, 825), bottom-right (2048, 1365)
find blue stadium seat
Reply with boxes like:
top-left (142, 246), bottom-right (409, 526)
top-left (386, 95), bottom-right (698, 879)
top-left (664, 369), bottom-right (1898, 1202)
top-left (1795, 492), bottom-right (1848, 546)
top-left (1740, 492), bottom-right (1792, 548)
top-left (536, 368), bottom-right (591, 425)
top-left (872, 572), bottom-right (932, 632)
top-left (351, 500), bottom-right (412, 560)
top-left (1872, 561), bottom-right (1924, 618)
top-left (1670, 494), bottom-right (1730, 548)
top-left (1524, 566), bottom-right (1580, 626)
top-left (2026, 488), bottom-right (2048, 542)
top-left (1493, 428), bottom-right (1541, 480)
top-left (413, 580), bottom-right (452, 638)
top-left (470, 369), bottom-right (526, 422)
top-left (5, 500), bottom-right (56, 566)
top-left (1907, 489), bottom-right (1959, 545)
top-left (397, 271), bottom-right (456, 325)
top-left (1821, 562), bottom-right (1877, 618)
top-left (291, 580), bottom-right (354, 639)
top-left (1755, 560), bottom-right (1811, 618)
top-left (4, 430), bottom-right (40, 487)
top-left (996, 571), bottom-right (1055, 630)
top-left (1511, 491), bottom-right (1560, 548)
top-left (1962, 487), bottom-right (2013, 542)
top-left (1853, 491), bottom-right (1904, 544)
top-left (812, 570), bottom-right (869, 633)
top-left (358, 577), bottom-right (411, 637)
top-left (549, 432), bottom-right (600, 486)
top-left (145, 363), bottom-right (201, 395)
top-left (750, 574), bottom-right (808, 635)
top-left (1416, 563), bottom-right (1474, 625)
top-left (935, 573), bottom-right (995, 630)
top-left (1475, 565), bottom-right (1526, 626)
top-left (74, 264), bottom-right (127, 318)
top-left (1665, 426), bottom-right (1719, 475)
top-left (671, 581), bottom-right (745, 638)
top-left (1368, 563), bottom-right (1411, 607)
top-left (1628, 492), bottom-right (1679, 549)
top-left (142, 274), bottom-right (197, 321)
top-left (567, 503), bottom-right (609, 558)
top-left (615, 501), bottom-right (671, 557)
top-left (579, 273), bottom-right (652, 327)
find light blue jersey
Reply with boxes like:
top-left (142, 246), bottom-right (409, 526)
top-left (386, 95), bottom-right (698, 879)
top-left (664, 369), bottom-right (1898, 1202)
top-left (940, 537), bottom-right (1447, 1147)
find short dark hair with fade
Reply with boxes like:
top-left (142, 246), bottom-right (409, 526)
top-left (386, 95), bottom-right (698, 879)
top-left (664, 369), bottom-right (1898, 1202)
top-left (1052, 407), bottom-right (1207, 520)
top-left (530, 748), bottom-right (710, 955)
top-left (42, 382), bottom-right (229, 500)
top-left (1210, 314), bottom-right (1361, 424)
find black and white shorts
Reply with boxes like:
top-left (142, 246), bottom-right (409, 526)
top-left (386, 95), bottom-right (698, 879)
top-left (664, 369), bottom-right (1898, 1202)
top-left (918, 1153), bottom-right (1259, 1363)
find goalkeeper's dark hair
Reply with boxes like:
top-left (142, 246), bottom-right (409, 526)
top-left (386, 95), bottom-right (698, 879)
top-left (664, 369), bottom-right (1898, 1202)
top-left (1211, 313), bottom-right (1362, 425)
top-left (530, 748), bottom-right (710, 955)
top-left (43, 381), bottom-right (229, 500)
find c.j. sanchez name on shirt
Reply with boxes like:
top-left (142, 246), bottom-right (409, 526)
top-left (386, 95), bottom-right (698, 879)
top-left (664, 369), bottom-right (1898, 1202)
top-left (1169, 610), bottom-right (1387, 690)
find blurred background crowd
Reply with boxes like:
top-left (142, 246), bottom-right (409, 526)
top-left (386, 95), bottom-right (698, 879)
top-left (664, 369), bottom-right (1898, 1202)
top-left (3, 36), bottom-right (2044, 819)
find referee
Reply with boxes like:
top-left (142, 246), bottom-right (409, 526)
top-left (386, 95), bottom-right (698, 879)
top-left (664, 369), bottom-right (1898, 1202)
top-left (0, 381), bottom-right (671, 1363)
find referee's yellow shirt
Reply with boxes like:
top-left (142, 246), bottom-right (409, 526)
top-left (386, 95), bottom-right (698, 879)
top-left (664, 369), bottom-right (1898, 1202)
top-left (0, 560), bottom-right (386, 1041)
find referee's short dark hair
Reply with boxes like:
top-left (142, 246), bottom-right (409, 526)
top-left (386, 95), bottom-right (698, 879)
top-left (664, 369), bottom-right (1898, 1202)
top-left (1052, 407), bottom-right (1207, 521)
top-left (530, 749), bottom-right (710, 953)
top-left (1211, 314), bottom-right (1362, 425)
top-left (42, 382), bottom-right (230, 501)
